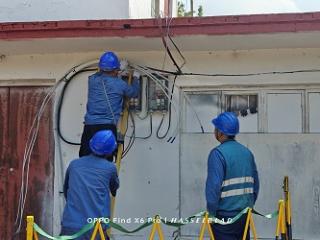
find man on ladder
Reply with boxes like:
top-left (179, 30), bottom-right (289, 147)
top-left (79, 51), bottom-right (140, 161)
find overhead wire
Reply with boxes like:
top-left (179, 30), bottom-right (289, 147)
top-left (144, 66), bottom-right (320, 77)
top-left (157, 15), bottom-right (182, 74)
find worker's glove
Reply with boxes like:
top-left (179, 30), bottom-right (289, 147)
top-left (120, 59), bottom-right (129, 71)
top-left (133, 71), bottom-right (141, 79)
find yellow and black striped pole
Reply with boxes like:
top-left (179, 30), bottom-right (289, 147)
top-left (283, 176), bottom-right (292, 240)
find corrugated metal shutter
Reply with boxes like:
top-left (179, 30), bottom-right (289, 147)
top-left (0, 86), bottom-right (54, 239)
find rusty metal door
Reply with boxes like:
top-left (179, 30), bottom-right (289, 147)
top-left (0, 86), bottom-right (54, 239)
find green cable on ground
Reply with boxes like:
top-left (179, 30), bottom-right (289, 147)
top-left (160, 211), bottom-right (206, 227)
top-left (33, 208), bottom-right (279, 239)
top-left (208, 207), bottom-right (250, 225)
top-left (33, 222), bottom-right (94, 240)
top-left (108, 221), bottom-right (153, 233)
top-left (161, 208), bottom-right (278, 227)
top-left (252, 209), bottom-right (279, 219)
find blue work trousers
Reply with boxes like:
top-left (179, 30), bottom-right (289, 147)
top-left (210, 213), bottom-right (250, 240)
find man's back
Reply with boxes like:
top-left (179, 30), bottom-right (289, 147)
top-left (62, 155), bottom-right (118, 229)
top-left (84, 72), bottom-right (139, 125)
top-left (215, 140), bottom-right (257, 213)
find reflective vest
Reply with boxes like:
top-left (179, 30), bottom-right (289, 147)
top-left (216, 140), bottom-right (255, 213)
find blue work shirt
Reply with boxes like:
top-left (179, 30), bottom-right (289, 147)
top-left (84, 72), bottom-right (140, 125)
top-left (61, 154), bottom-right (119, 229)
top-left (205, 139), bottom-right (259, 216)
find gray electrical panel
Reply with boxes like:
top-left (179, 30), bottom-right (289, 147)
top-left (147, 77), bottom-right (169, 112)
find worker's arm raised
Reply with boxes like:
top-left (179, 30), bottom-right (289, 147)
top-left (122, 71), bottom-right (140, 98)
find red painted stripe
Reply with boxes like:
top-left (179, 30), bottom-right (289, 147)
top-left (1, 12), bottom-right (320, 40)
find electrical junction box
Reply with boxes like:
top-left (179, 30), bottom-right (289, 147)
top-left (126, 75), bottom-right (169, 112)
top-left (147, 76), bottom-right (169, 112)
top-left (128, 76), bottom-right (143, 111)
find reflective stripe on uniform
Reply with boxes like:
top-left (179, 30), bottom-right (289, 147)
top-left (222, 176), bottom-right (254, 187)
top-left (221, 187), bottom-right (254, 198)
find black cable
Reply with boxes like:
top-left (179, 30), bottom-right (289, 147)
top-left (122, 111), bottom-right (136, 157)
top-left (56, 69), bottom-right (97, 145)
top-left (157, 17), bottom-right (182, 74)
top-left (168, 35), bottom-right (186, 69)
top-left (146, 66), bottom-right (320, 77)
top-left (135, 113), bottom-right (153, 139)
top-left (156, 75), bottom-right (177, 139)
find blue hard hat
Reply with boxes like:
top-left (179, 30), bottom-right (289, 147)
top-left (98, 51), bottom-right (120, 71)
top-left (212, 112), bottom-right (239, 136)
top-left (89, 130), bottom-right (117, 156)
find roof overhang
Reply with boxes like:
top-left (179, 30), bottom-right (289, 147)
top-left (1, 12), bottom-right (320, 55)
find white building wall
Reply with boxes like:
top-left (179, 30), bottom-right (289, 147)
top-left (0, 0), bottom-right (129, 22)
top-left (0, 0), bottom-right (177, 22)
top-left (0, 49), bottom-right (320, 239)
top-left (129, 0), bottom-right (152, 18)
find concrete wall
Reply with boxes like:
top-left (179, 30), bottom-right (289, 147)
top-left (1, 49), bottom-right (320, 239)
top-left (0, 0), bottom-right (177, 22)
top-left (129, 0), bottom-right (152, 18)
top-left (0, 0), bottom-right (129, 22)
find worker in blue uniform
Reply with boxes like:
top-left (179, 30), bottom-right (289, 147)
top-left (61, 130), bottom-right (119, 239)
top-left (206, 112), bottom-right (259, 240)
top-left (79, 51), bottom-right (140, 159)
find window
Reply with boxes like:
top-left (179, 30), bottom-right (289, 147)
top-left (267, 93), bottom-right (303, 133)
top-left (225, 94), bottom-right (258, 132)
top-left (184, 93), bottom-right (220, 133)
top-left (183, 88), bottom-right (320, 134)
top-left (309, 92), bottom-right (320, 132)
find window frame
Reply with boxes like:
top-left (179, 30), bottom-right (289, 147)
top-left (182, 86), bottom-right (320, 134)
top-left (182, 90), bottom-right (222, 133)
top-left (221, 90), bottom-right (262, 133)
top-left (264, 90), bottom-right (305, 133)
top-left (306, 89), bottom-right (320, 133)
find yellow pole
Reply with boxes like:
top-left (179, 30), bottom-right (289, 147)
top-left (26, 216), bottom-right (34, 240)
top-left (156, 217), bottom-right (165, 240)
top-left (249, 212), bottom-right (258, 240)
top-left (198, 212), bottom-right (215, 240)
top-left (284, 176), bottom-right (292, 240)
top-left (98, 222), bottom-right (106, 240)
top-left (148, 220), bottom-right (158, 240)
top-left (108, 72), bottom-right (133, 237)
top-left (148, 216), bottom-right (165, 240)
top-left (275, 200), bottom-right (283, 240)
top-left (198, 213), bottom-right (207, 240)
top-left (280, 201), bottom-right (287, 240)
top-left (242, 209), bottom-right (252, 240)
top-left (90, 221), bottom-right (101, 240)
top-left (33, 231), bottom-right (39, 240)
top-left (206, 214), bottom-right (215, 240)
top-left (286, 193), bottom-right (291, 225)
